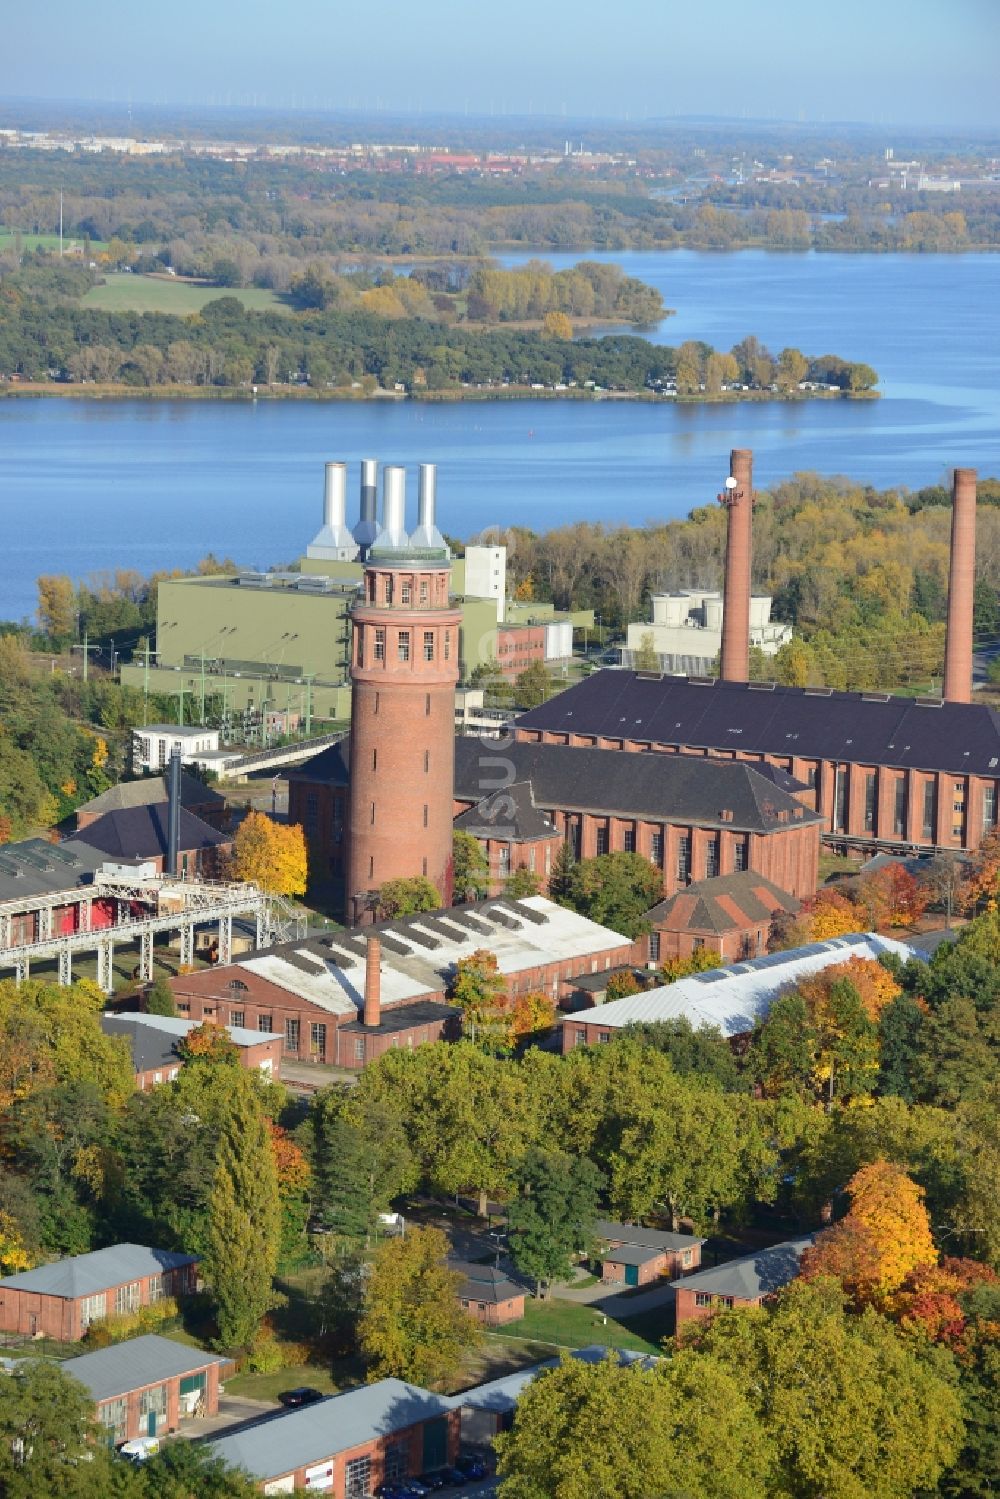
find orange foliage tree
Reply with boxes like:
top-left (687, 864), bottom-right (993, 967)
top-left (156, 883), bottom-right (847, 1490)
top-left (269, 1122), bottom-right (311, 1194)
top-left (890, 1257), bottom-right (999, 1351)
top-left (177, 1020), bottom-right (240, 1064)
top-left (802, 1160), bottom-right (936, 1304)
top-left (800, 957), bottom-right (901, 1026)
top-left (962, 826), bottom-right (1000, 914)
top-left (856, 866), bottom-right (929, 929)
top-left (508, 990), bottom-right (556, 1044)
top-left (806, 888), bottom-right (863, 940)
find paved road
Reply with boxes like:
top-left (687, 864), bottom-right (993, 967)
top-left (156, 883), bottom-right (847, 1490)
top-left (554, 1278), bottom-right (677, 1316)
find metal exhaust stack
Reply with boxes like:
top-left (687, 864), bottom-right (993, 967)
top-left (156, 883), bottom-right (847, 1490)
top-left (718, 448), bottom-right (754, 683)
top-left (943, 467), bottom-right (977, 703)
top-left (306, 461), bottom-right (358, 560)
top-left (410, 463), bottom-right (449, 552)
top-left (166, 745), bottom-right (182, 878)
top-left (372, 464), bottom-right (410, 551)
top-left (353, 458), bottom-right (379, 555)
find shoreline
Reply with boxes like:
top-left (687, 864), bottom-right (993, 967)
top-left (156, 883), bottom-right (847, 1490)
top-left (0, 383), bottom-right (877, 404)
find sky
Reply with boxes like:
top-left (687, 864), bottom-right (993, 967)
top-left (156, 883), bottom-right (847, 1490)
top-left (2, 0), bottom-right (998, 130)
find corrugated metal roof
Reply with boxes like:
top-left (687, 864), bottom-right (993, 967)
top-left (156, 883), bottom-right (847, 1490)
top-left (100, 1014), bottom-right (276, 1072)
top-left (595, 1221), bottom-right (705, 1253)
top-left (569, 933), bottom-right (914, 1039)
top-left (60, 1334), bottom-right (226, 1403)
top-left (208, 1379), bottom-right (454, 1481)
top-left (0, 1244), bottom-right (197, 1299)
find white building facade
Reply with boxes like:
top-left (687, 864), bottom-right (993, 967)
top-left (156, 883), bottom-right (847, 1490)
top-left (625, 591), bottom-right (792, 674)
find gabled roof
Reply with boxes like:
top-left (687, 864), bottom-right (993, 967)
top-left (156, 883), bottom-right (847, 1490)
top-left (75, 772), bottom-right (226, 820)
top-left (100, 1013), bottom-right (276, 1072)
top-left (646, 870), bottom-right (799, 936)
top-left (209, 1378), bottom-right (454, 1481)
top-left (595, 1221), bottom-right (706, 1254)
top-left (0, 1244), bottom-right (197, 1299)
top-left (515, 671), bottom-right (1000, 777)
top-left (60, 1334), bottom-right (226, 1403)
top-left (287, 738), bottom-right (350, 787)
top-left (454, 736), bottom-right (820, 835)
top-left (63, 805), bottom-right (227, 863)
top-left (450, 1260), bottom-right (527, 1304)
top-left (453, 781), bottom-right (559, 844)
top-left (670, 1237), bottom-right (813, 1298)
top-left (568, 932), bottom-right (915, 1039)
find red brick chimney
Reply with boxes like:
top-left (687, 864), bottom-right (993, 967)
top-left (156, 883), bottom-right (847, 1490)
top-left (719, 448), bottom-right (753, 683)
top-left (364, 935), bottom-right (381, 1028)
top-left (943, 467), bottom-right (976, 704)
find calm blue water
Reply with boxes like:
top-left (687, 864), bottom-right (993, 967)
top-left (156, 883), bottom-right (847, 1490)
top-left (1, 249), bottom-right (998, 623)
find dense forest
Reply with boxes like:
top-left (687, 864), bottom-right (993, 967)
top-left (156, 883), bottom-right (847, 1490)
top-left (0, 259), bottom-right (875, 395)
top-left (491, 471), bottom-right (1000, 692)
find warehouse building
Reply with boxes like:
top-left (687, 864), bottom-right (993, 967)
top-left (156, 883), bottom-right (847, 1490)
top-left (672, 1237), bottom-right (814, 1328)
top-left (60, 1334), bottom-right (227, 1444)
top-left (0, 1244), bottom-right (198, 1341)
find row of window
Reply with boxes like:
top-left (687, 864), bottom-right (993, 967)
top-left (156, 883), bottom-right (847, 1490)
top-left (365, 571), bottom-right (448, 607)
top-left (358, 627), bottom-right (452, 667)
top-left (80, 1275), bottom-right (166, 1329)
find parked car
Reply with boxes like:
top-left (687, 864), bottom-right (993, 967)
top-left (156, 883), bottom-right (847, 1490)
top-left (277, 1386), bottom-right (325, 1408)
top-left (457, 1455), bottom-right (489, 1480)
top-left (439, 1469), bottom-right (468, 1487)
top-left (418, 1475), bottom-right (450, 1492)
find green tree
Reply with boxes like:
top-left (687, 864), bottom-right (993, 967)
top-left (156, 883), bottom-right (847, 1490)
top-left (622, 1017), bottom-right (744, 1092)
top-left (505, 865), bottom-right (541, 898)
top-left (565, 851), bottom-right (663, 938)
top-left (204, 1072), bottom-right (281, 1349)
top-left (376, 875), bottom-right (442, 918)
top-left (685, 1277), bottom-right (964, 1499)
top-left (548, 840), bottom-right (576, 902)
top-left (136, 1441), bottom-right (261, 1497)
top-left (633, 630), bottom-right (659, 671)
top-left (507, 1148), bottom-right (604, 1297)
top-left (358, 1225), bottom-right (481, 1387)
top-left (514, 660), bottom-right (554, 709)
top-left (144, 973), bottom-right (177, 1017)
top-left (0, 1359), bottom-right (121, 1498)
top-left (495, 1351), bottom-right (772, 1499)
top-left (452, 829), bottom-right (490, 903)
top-left (309, 1096), bottom-right (414, 1241)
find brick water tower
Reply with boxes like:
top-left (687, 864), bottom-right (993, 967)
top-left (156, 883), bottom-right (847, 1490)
top-left (345, 464), bottom-right (461, 925)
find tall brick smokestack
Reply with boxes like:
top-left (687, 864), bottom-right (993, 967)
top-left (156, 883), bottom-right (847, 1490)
top-left (719, 448), bottom-right (753, 683)
top-left (943, 468), bottom-right (977, 704)
top-left (364, 935), bottom-right (381, 1028)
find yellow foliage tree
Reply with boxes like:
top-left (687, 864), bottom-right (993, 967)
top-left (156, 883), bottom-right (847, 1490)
top-left (36, 574), bottom-right (76, 638)
top-left (807, 888), bottom-right (863, 940)
top-left (0, 1212), bottom-right (32, 1276)
top-left (847, 1159), bottom-right (936, 1295)
top-left (542, 310), bottom-right (573, 340)
top-left (230, 812), bottom-right (307, 896)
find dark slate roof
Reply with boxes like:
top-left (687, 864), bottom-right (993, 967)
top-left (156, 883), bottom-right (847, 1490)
top-left (646, 870), bottom-right (799, 936)
top-left (100, 1014), bottom-right (269, 1071)
top-left (670, 1237), bottom-right (813, 1297)
top-left (595, 1221), bottom-right (706, 1254)
top-left (63, 806), bottom-right (228, 863)
top-left (451, 1260), bottom-right (527, 1304)
top-left (515, 671), bottom-right (1000, 777)
top-left (287, 738), bottom-right (350, 787)
top-left (0, 1244), bottom-right (197, 1298)
top-left (75, 771), bottom-right (226, 820)
top-left (60, 1334), bottom-right (226, 1403)
top-left (0, 838), bottom-right (108, 904)
top-left (453, 781), bottom-right (559, 844)
top-left (454, 736), bottom-right (821, 835)
top-left (338, 999), bottom-right (459, 1035)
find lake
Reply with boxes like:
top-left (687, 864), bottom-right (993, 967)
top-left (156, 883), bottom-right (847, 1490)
top-left (1, 249), bottom-right (998, 623)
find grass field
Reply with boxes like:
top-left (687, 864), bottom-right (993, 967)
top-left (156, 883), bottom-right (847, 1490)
top-left (0, 228), bottom-right (107, 253)
top-left (83, 274), bottom-right (290, 314)
top-left (500, 1295), bottom-right (670, 1356)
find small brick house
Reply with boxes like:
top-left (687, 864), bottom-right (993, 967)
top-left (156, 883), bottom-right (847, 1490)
top-left (0, 1244), bottom-right (198, 1342)
top-left (672, 1237), bottom-right (813, 1329)
top-left (593, 1221), bottom-right (704, 1287)
top-left (209, 1378), bottom-right (459, 1495)
top-left (103, 1012), bottom-right (283, 1089)
top-left (642, 869), bottom-right (800, 965)
top-left (60, 1334), bottom-right (227, 1444)
top-left (452, 1260), bottom-right (527, 1326)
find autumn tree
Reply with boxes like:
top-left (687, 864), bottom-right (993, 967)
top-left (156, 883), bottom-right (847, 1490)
top-left (508, 989), bottom-right (556, 1043)
top-left (178, 1020), bottom-right (240, 1065)
top-left (229, 811), bottom-right (307, 896)
top-left (450, 948), bottom-right (510, 1051)
top-left (807, 887), bottom-right (864, 939)
top-left (452, 829), bottom-right (489, 903)
top-left (802, 1159), bottom-right (937, 1303)
top-left (633, 630), bottom-right (659, 671)
top-left (358, 1225), bottom-right (480, 1387)
top-left (36, 574), bottom-right (76, 640)
top-left (542, 310), bottom-right (573, 339)
top-left (376, 875), bottom-right (441, 918)
top-left (963, 826), bottom-right (1000, 913)
top-left (204, 1071), bottom-right (281, 1349)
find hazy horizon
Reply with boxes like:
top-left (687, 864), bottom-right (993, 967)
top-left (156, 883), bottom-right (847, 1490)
top-left (3, 0), bottom-right (998, 131)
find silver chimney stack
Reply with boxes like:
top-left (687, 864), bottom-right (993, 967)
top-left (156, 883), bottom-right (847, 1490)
top-left (353, 458), bottom-right (379, 556)
top-left (306, 462), bottom-right (359, 561)
top-left (373, 465), bottom-right (410, 551)
top-left (409, 463), bottom-right (449, 552)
